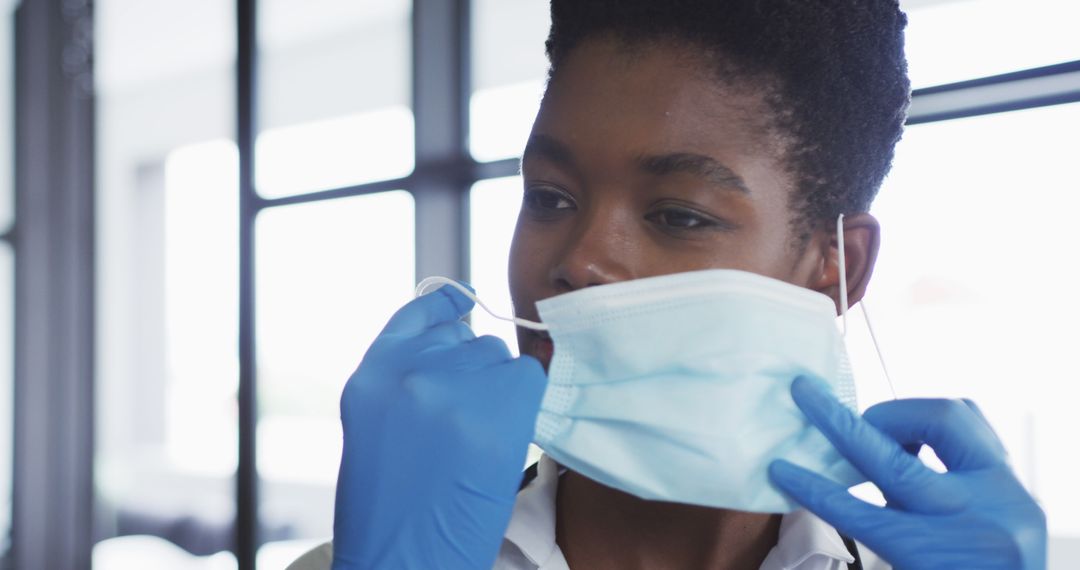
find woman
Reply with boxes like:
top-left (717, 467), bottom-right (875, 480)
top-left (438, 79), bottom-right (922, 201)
top-left (294, 1), bottom-right (1046, 568)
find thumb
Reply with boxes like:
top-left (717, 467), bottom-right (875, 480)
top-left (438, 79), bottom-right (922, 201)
top-left (381, 284), bottom-right (475, 338)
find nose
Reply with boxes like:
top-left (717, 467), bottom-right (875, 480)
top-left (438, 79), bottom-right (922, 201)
top-left (549, 207), bottom-right (635, 292)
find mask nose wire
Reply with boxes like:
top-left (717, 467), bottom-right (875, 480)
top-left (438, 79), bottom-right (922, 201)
top-left (414, 276), bottom-right (551, 332)
top-left (837, 213), bottom-right (898, 400)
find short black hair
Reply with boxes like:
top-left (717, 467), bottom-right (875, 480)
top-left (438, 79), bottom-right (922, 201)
top-left (545, 0), bottom-right (910, 238)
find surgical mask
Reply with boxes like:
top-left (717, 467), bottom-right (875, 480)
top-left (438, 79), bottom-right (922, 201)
top-left (415, 215), bottom-right (893, 513)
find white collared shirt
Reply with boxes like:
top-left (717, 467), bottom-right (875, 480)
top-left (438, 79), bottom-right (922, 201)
top-left (288, 456), bottom-right (890, 570)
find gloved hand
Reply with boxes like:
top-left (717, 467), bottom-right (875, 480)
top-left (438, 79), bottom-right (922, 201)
top-left (769, 376), bottom-right (1047, 570)
top-left (332, 285), bottom-right (548, 570)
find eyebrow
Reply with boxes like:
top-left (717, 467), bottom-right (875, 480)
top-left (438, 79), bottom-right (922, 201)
top-left (524, 134), bottom-right (750, 195)
top-left (523, 134), bottom-right (578, 171)
top-left (637, 152), bottom-right (751, 194)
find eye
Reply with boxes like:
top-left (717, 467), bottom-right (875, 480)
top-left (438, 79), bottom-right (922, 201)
top-left (644, 203), bottom-right (738, 237)
top-left (523, 187), bottom-right (576, 212)
top-left (648, 204), bottom-right (734, 233)
top-left (647, 208), bottom-right (713, 229)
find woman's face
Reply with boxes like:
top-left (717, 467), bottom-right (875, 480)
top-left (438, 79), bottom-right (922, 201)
top-left (510, 38), bottom-right (831, 368)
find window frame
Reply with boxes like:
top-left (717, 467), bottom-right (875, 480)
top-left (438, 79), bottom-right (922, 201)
top-left (234, 0), bottom-right (518, 567)
top-left (10, 1), bottom-right (95, 569)
top-left (6, 0), bottom-right (1079, 567)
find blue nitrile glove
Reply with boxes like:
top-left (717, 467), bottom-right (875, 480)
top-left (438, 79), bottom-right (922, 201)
top-left (769, 376), bottom-right (1046, 570)
top-left (332, 285), bottom-right (548, 570)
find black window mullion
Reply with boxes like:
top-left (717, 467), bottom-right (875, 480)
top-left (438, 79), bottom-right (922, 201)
top-left (236, 0), bottom-right (259, 569)
top-left (11, 0), bottom-right (95, 568)
top-left (907, 60), bottom-right (1080, 125)
top-left (413, 0), bottom-right (473, 283)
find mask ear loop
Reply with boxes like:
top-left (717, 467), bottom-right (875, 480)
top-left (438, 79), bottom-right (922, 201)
top-left (837, 214), bottom-right (849, 337)
top-left (837, 213), bottom-right (898, 400)
top-left (860, 301), bottom-right (898, 400)
top-left (415, 276), bottom-right (550, 332)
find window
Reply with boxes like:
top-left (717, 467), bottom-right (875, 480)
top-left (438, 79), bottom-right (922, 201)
top-left (94, 1), bottom-right (238, 567)
top-left (904, 0), bottom-right (1080, 88)
top-left (94, 1), bottom-right (427, 568)
top-left (84, 0), bottom-right (1080, 568)
top-left (468, 177), bottom-right (523, 352)
top-left (470, 0), bottom-right (551, 161)
top-left (850, 103), bottom-right (1080, 539)
top-left (251, 1), bottom-right (417, 563)
top-left (256, 191), bottom-right (415, 551)
top-left (0, 5), bottom-right (13, 559)
top-left (256, 0), bottom-right (413, 197)
top-left (0, 246), bottom-right (11, 559)
top-left (162, 142), bottom-right (240, 480)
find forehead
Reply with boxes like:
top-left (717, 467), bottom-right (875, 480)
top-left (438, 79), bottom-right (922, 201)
top-left (535, 38), bottom-right (783, 162)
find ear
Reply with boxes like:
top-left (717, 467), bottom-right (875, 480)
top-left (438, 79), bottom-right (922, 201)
top-left (809, 213), bottom-right (880, 314)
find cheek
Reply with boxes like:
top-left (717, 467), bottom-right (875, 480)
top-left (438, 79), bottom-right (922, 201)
top-left (507, 221), bottom-right (545, 303)
top-left (635, 225), bottom-right (800, 280)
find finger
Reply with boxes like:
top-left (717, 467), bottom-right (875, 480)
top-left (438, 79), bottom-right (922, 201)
top-left (863, 398), bottom-right (1007, 472)
top-left (961, 398), bottom-right (990, 425)
top-left (488, 356), bottom-right (548, 412)
top-left (961, 398), bottom-right (1009, 458)
top-left (380, 285), bottom-right (475, 337)
top-left (769, 459), bottom-right (907, 543)
top-left (791, 376), bottom-right (969, 514)
top-left (771, 461), bottom-right (996, 569)
top-left (468, 335), bottom-right (514, 363)
top-left (444, 335), bottom-right (515, 370)
top-left (413, 320), bottom-right (477, 348)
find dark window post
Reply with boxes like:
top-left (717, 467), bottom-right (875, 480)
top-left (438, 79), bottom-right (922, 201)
top-left (907, 60), bottom-right (1080, 124)
top-left (412, 0), bottom-right (472, 282)
top-left (11, 0), bottom-right (96, 568)
top-left (236, 0), bottom-right (260, 569)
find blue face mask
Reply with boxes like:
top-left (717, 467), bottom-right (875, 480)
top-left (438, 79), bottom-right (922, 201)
top-left (528, 268), bottom-right (861, 513)
top-left (414, 217), bottom-right (889, 513)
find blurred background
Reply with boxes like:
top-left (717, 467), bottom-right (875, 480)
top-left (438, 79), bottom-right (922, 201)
top-left (0, 0), bottom-right (1077, 568)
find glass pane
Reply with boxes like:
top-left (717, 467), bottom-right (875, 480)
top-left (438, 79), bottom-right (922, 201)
top-left (0, 245), bottom-right (11, 558)
top-left (469, 178), bottom-right (546, 467)
top-left (0, 13), bottom-right (12, 233)
top-left (904, 0), bottom-right (1080, 88)
top-left (470, 0), bottom-right (551, 162)
top-left (95, 0), bottom-right (237, 564)
top-left (255, 191), bottom-right (415, 562)
top-left (469, 177), bottom-right (523, 351)
top-left (0, 1), bottom-right (12, 558)
top-left (96, 141), bottom-right (240, 569)
top-left (256, 0), bottom-right (413, 198)
top-left (848, 104), bottom-right (1080, 551)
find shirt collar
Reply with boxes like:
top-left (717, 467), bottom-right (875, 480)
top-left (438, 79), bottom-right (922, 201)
top-left (503, 455), bottom-right (855, 570)
top-left (504, 455), bottom-right (563, 567)
top-left (759, 508), bottom-right (856, 570)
